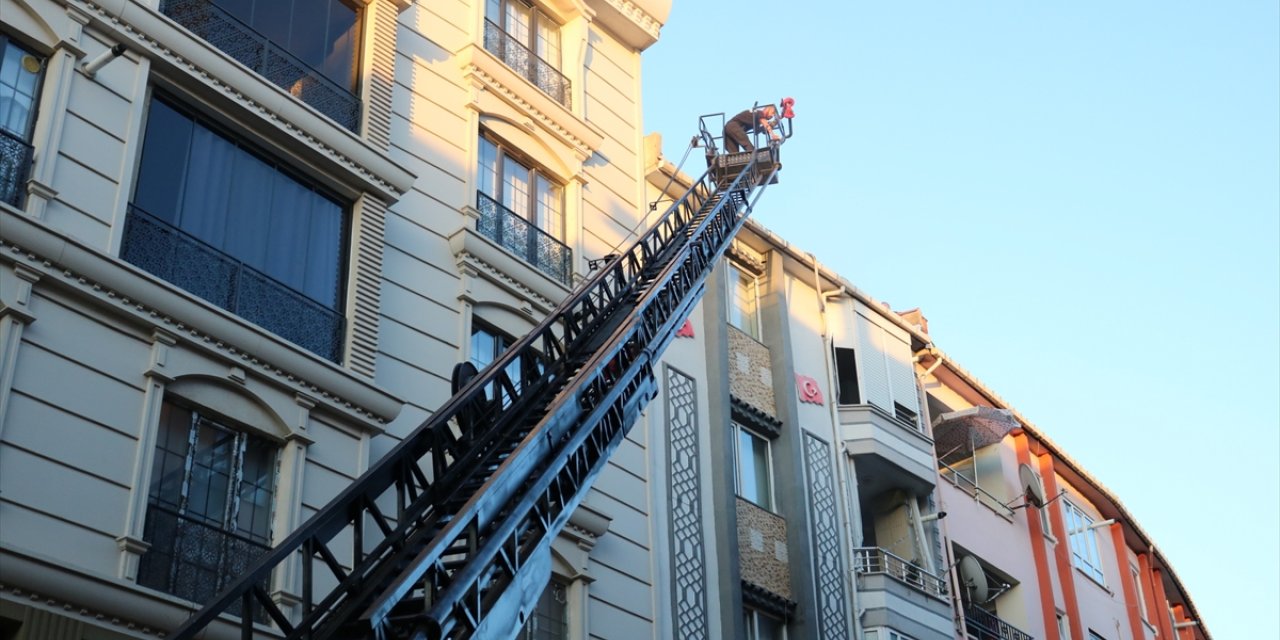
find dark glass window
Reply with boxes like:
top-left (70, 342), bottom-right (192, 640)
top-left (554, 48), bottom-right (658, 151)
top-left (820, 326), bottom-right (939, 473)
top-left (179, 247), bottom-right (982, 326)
top-left (138, 399), bottom-right (276, 618)
top-left (521, 578), bottom-right (568, 639)
top-left (124, 95), bottom-right (349, 360)
top-left (834, 346), bottom-right (860, 405)
top-left (212, 0), bottom-right (361, 90)
top-left (0, 36), bottom-right (43, 208)
top-left (477, 136), bottom-right (563, 238)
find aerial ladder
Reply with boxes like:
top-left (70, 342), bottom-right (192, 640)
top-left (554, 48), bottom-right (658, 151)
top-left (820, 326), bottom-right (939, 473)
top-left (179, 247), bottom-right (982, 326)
top-left (167, 103), bottom-right (794, 640)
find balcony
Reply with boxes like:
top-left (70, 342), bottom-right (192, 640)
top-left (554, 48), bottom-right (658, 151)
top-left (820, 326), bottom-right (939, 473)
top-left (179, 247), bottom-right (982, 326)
top-left (482, 19), bottom-right (571, 108)
top-left (0, 128), bottom-right (33, 209)
top-left (120, 206), bottom-right (345, 362)
top-left (159, 0), bottom-right (361, 131)
top-left (854, 547), bottom-right (949, 600)
top-left (840, 403), bottom-right (937, 497)
top-left (475, 192), bottom-right (572, 286)
top-left (964, 604), bottom-right (1034, 640)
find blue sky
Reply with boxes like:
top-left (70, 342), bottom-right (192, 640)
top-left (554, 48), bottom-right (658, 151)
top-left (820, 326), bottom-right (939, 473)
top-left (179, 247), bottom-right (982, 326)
top-left (641, 1), bottom-right (1279, 636)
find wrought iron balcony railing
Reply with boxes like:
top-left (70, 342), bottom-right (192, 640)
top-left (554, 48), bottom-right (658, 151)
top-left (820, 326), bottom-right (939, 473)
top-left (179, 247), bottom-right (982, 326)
top-left (964, 604), bottom-right (1035, 640)
top-left (483, 19), bottom-right (571, 108)
top-left (159, 0), bottom-right (361, 131)
top-left (137, 504), bottom-right (270, 622)
top-left (476, 191), bottom-right (572, 286)
top-left (120, 205), bottom-right (345, 362)
top-left (853, 547), bottom-right (950, 599)
top-left (0, 128), bottom-right (33, 209)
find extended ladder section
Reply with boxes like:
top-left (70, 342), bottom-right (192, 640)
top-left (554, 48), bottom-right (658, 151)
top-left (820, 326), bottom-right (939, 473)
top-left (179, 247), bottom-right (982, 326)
top-left (169, 118), bottom-right (791, 640)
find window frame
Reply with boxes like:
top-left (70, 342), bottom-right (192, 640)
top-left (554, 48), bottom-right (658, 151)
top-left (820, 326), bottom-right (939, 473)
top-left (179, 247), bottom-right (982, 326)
top-left (1064, 500), bottom-right (1107, 584)
top-left (727, 260), bottom-right (762, 341)
top-left (743, 606), bottom-right (786, 640)
top-left (477, 133), bottom-right (566, 239)
top-left (124, 91), bottom-right (353, 359)
top-left (137, 397), bottom-right (279, 611)
top-left (209, 0), bottom-right (365, 92)
top-left (832, 346), bottom-right (860, 405)
top-left (1130, 563), bottom-right (1149, 622)
top-left (485, 0), bottom-right (562, 70)
top-left (521, 576), bottom-right (569, 639)
top-left (0, 34), bottom-right (45, 141)
top-left (733, 421), bottom-right (775, 511)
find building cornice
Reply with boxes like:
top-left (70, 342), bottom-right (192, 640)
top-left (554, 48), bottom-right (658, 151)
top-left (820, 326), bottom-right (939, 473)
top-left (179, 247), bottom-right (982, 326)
top-left (0, 209), bottom-right (403, 427)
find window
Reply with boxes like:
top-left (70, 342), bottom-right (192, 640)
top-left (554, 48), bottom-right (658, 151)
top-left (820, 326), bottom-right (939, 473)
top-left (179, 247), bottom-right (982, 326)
top-left (833, 346), bottom-right (860, 404)
top-left (521, 578), bottom-right (568, 639)
top-left (471, 320), bottom-right (535, 391)
top-left (160, 0), bottom-right (362, 128)
top-left (734, 423), bottom-right (773, 511)
top-left (122, 95), bottom-right (349, 361)
top-left (1064, 501), bottom-right (1106, 584)
top-left (475, 135), bottom-right (570, 284)
top-left (483, 0), bottom-right (569, 106)
top-left (1131, 564), bottom-right (1149, 621)
top-left (727, 261), bottom-right (761, 341)
top-left (1088, 631), bottom-right (1107, 640)
top-left (137, 399), bottom-right (277, 617)
top-left (743, 607), bottom-right (785, 640)
top-left (1056, 612), bottom-right (1070, 639)
top-left (0, 35), bottom-right (43, 208)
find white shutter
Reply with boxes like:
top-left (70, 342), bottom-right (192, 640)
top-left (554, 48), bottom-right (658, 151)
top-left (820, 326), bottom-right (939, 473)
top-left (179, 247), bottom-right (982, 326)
top-left (886, 334), bottom-right (919, 414)
top-left (856, 313), bottom-right (892, 412)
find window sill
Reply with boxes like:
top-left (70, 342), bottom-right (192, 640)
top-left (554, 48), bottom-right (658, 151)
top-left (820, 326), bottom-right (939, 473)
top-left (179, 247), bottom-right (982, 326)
top-left (1073, 566), bottom-right (1112, 594)
top-left (450, 210), bottom-right (572, 310)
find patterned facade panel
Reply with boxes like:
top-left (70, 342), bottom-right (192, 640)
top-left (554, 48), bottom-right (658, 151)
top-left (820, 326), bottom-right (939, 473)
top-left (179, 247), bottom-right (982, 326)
top-left (665, 367), bottom-right (708, 639)
top-left (805, 432), bottom-right (850, 639)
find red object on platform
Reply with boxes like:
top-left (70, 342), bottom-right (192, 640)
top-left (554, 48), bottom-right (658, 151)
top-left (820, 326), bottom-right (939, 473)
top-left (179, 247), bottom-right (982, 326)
top-left (780, 97), bottom-right (795, 119)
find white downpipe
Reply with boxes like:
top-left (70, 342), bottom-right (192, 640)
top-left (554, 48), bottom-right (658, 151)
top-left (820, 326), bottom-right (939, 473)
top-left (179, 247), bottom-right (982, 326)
top-left (813, 255), bottom-right (859, 640)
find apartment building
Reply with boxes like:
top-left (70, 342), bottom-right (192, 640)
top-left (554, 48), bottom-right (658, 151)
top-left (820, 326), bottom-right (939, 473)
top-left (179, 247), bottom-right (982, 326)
top-left (0, 0), bottom-right (679, 636)
top-left (0, 0), bottom-right (1209, 638)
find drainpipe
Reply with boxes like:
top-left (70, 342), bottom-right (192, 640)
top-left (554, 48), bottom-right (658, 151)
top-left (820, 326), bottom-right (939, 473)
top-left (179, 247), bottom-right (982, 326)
top-left (914, 346), bottom-right (968, 635)
top-left (812, 256), bottom-right (859, 640)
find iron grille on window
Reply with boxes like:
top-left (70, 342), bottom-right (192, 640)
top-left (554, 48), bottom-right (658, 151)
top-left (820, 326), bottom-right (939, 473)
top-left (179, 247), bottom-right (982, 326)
top-left (964, 604), bottom-right (1034, 640)
top-left (476, 191), bottom-right (572, 285)
top-left (0, 129), bottom-right (31, 209)
top-left (482, 19), bottom-right (571, 108)
top-left (121, 206), bottom-right (345, 361)
top-left (159, 0), bottom-right (362, 131)
top-left (137, 401), bottom-right (277, 621)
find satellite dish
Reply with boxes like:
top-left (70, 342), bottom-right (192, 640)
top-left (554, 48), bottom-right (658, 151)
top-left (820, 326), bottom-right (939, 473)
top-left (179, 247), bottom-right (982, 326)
top-left (958, 555), bottom-right (989, 604)
top-left (1019, 463), bottom-right (1047, 508)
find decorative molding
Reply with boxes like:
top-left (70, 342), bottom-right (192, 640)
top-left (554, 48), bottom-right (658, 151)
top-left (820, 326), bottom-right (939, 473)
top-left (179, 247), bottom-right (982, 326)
top-left (796, 373), bottom-right (825, 406)
top-left (730, 394), bottom-right (782, 440)
top-left (68, 0), bottom-right (414, 201)
top-left (804, 432), bottom-right (850, 639)
top-left (347, 195), bottom-right (388, 378)
top-left (462, 44), bottom-right (605, 160)
top-left (450, 220), bottom-right (566, 313)
top-left (741, 580), bottom-right (797, 620)
top-left (0, 214), bottom-right (400, 427)
top-left (675, 318), bottom-right (694, 338)
top-left (0, 582), bottom-right (161, 638)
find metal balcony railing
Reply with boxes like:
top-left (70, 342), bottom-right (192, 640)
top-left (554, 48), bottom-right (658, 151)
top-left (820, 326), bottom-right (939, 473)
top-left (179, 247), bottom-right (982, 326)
top-left (476, 191), bottom-right (572, 286)
top-left (939, 460), bottom-right (1017, 518)
top-left (136, 504), bottom-right (271, 622)
top-left (964, 603), bottom-right (1035, 640)
top-left (853, 547), bottom-right (950, 599)
top-left (120, 205), bottom-right (345, 362)
top-left (483, 19), bottom-right (571, 108)
top-left (0, 128), bottom-right (33, 209)
top-left (159, 0), bottom-right (361, 131)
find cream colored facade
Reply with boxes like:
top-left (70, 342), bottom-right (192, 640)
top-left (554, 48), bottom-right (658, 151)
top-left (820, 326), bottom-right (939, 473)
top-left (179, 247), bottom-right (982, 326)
top-left (0, 0), bottom-right (680, 636)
